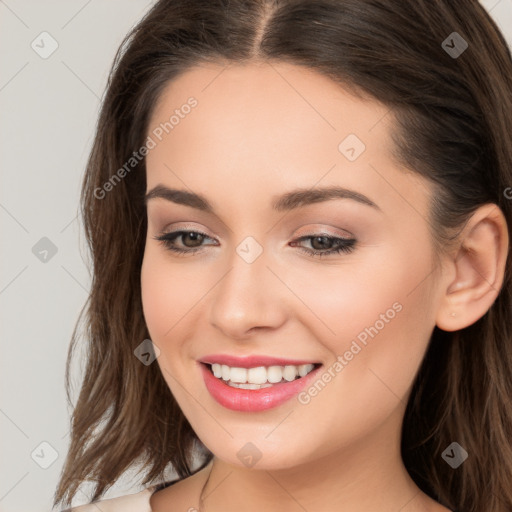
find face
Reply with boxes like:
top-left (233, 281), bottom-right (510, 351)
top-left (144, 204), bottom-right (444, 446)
top-left (141, 61), bottom-right (445, 469)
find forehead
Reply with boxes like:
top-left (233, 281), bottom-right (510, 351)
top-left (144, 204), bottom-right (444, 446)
top-left (147, 60), bottom-right (391, 151)
top-left (145, 61), bottom-right (430, 220)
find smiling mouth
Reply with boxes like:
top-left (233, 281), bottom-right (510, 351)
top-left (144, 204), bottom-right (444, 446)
top-left (203, 362), bottom-right (322, 390)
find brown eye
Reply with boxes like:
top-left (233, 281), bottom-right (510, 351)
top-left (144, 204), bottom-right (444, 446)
top-left (310, 236), bottom-right (335, 251)
top-left (154, 229), bottom-right (217, 255)
top-left (290, 234), bottom-right (356, 258)
top-left (181, 231), bottom-right (206, 247)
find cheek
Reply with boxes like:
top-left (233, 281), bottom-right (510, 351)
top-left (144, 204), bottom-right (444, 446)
top-left (284, 240), bottom-right (436, 396)
top-left (140, 248), bottom-right (197, 343)
top-left (141, 251), bottom-right (170, 338)
top-left (277, 266), bottom-right (435, 461)
top-left (140, 248), bottom-right (206, 400)
top-left (280, 250), bottom-right (430, 349)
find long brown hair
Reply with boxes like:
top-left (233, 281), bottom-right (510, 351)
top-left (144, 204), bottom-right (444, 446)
top-left (53, 1), bottom-right (512, 510)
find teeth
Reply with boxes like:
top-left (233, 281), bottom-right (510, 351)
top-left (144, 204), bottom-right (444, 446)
top-left (248, 366), bottom-right (267, 384)
top-left (221, 365), bottom-right (230, 380)
top-left (210, 363), bottom-right (316, 385)
top-left (298, 365), bottom-right (312, 377)
top-left (229, 367), bottom-right (247, 383)
top-left (283, 365), bottom-right (298, 382)
top-left (228, 382), bottom-right (273, 389)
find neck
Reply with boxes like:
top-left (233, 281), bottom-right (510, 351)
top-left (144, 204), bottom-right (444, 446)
top-left (197, 406), bottom-right (436, 512)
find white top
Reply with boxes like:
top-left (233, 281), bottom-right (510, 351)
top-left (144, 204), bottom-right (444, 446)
top-left (63, 485), bottom-right (159, 512)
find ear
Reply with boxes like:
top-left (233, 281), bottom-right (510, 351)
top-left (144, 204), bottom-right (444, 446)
top-left (436, 203), bottom-right (509, 332)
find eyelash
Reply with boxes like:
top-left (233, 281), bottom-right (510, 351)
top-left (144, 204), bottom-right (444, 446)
top-left (153, 230), bottom-right (356, 258)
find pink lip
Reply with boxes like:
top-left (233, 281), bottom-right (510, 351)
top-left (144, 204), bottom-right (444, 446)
top-left (198, 354), bottom-right (319, 368)
top-left (199, 362), bottom-right (322, 412)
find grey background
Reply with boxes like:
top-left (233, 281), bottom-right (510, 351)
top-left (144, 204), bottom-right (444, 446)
top-left (1, 1), bottom-right (511, 511)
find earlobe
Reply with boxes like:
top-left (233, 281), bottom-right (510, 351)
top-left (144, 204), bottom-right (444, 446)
top-left (435, 204), bottom-right (509, 332)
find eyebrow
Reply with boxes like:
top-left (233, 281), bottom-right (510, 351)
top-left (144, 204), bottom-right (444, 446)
top-left (144, 184), bottom-right (381, 212)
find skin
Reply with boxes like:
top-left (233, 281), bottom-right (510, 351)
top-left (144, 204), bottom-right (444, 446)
top-left (141, 61), bottom-right (509, 512)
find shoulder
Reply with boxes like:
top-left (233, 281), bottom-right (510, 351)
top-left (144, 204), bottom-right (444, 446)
top-left (61, 486), bottom-right (158, 512)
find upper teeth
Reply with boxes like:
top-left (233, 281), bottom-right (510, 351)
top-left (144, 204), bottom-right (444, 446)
top-left (211, 363), bottom-right (316, 384)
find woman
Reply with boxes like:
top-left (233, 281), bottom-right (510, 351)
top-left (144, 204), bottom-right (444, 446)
top-left (54, 1), bottom-right (512, 511)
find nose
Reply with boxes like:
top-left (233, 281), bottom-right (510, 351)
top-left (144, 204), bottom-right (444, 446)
top-left (208, 246), bottom-right (288, 340)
